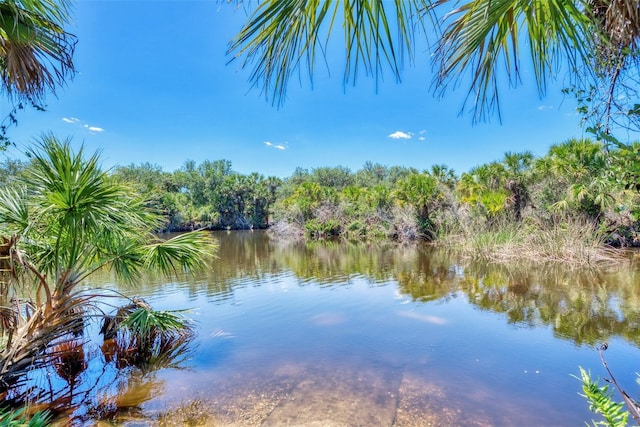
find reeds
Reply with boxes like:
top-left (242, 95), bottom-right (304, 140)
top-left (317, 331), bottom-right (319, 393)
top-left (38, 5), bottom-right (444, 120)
top-left (445, 219), bottom-right (627, 266)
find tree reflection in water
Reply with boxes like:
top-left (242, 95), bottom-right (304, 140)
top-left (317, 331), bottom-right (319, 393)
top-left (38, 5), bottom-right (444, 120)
top-left (27, 231), bottom-right (638, 424)
top-left (208, 231), bottom-right (640, 348)
top-left (2, 303), bottom-right (195, 425)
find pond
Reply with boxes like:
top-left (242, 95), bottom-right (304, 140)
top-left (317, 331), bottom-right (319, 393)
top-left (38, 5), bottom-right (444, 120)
top-left (48, 231), bottom-right (640, 425)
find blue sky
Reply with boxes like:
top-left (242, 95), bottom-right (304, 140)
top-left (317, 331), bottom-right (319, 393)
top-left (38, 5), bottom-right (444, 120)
top-left (4, 1), bottom-right (586, 178)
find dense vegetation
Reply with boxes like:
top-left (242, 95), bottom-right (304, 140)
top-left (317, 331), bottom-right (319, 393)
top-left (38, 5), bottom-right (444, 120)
top-left (0, 136), bottom-right (214, 423)
top-left (2, 0), bottom-right (640, 424)
top-left (3, 137), bottom-right (637, 259)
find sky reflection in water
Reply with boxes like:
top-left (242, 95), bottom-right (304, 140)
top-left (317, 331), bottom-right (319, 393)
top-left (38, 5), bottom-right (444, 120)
top-left (81, 231), bottom-right (640, 426)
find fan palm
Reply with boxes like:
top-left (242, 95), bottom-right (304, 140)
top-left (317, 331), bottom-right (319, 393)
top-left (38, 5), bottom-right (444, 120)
top-left (228, 0), bottom-right (434, 106)
top-left (230, 1), bottom-right (640, 127)
top-left (0, 0), bottom-right (75, 101)
top-left (393, 172), bottom-right (441, 238)
top-left (457, 163), bottom-right (510, 219)
top-left (0, 134), bottom-right (215, 393)
top-left (534, 138), bottom-right (614, 218)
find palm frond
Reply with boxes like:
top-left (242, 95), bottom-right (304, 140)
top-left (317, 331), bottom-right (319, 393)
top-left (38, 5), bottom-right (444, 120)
top-left (228, 0), bottom-right (433, 105)
top-left (120, 304), bottom-right (193, 341)
top-left (143, 231), bottom-right (215, 277)
top-left (100, 299), bottom-right (195, 371)
top-left (0, 0), bottom-right (76, 101)
top-left (432, 0), bottom-right (592, 122)
top-left (0, 187), bottom-right (29, 236)
top-left (0, 406), bottom-right (52, 426)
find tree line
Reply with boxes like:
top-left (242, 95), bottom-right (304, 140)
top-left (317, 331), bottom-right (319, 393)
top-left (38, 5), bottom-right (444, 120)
top-left (2, 137), bottom-right (637, 249)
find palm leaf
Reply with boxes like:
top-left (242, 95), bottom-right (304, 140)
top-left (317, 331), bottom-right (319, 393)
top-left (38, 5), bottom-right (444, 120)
top-left (0, 406), bottom-right (52, 426)
top-left (432, 0), bottom-right (592, 122)
top-left (228, 0), bottom-right (433, 105)
top-left (0, 135), bottom-right (216, 392)
top-left (0, 188), bottom-right (30, 236)
top-left (22, 135), bottom-right (164, 278)
top-left (120, 304), bottom-right (193, 341)
top-left (0, 0), bottom-right (75, 101)
top-left (101, 298), bottom-right (195, 371)
top-left (143, 231), bottom-right (215, 277)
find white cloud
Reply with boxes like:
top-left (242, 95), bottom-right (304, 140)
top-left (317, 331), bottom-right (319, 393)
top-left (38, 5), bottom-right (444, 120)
top-left (388, 131), bottom-right (412, 140)
top-left (64, 117), bottom-right (105, 133)
top-left (264, 141), bottom-right (287, 150)
top-left (418, 136), bottom-right (426, 141)
top-left (84, 125), bottom-right (104, 133)
top-left (537, 105), bottom-right (553, 111)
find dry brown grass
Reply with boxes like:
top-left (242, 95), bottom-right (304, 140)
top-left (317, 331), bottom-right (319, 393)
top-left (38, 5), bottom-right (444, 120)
top-left (444, 219), bottom-right (627, 266)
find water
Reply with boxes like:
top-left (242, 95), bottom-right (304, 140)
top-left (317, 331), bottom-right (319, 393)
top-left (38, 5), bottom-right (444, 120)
top-left (46, 231), bottom-right (640, 425)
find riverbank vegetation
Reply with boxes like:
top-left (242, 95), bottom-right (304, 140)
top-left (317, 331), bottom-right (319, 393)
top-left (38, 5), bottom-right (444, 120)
top-left (2, 0), bottom-right (640, 424)
top-left (4, 137), bottom-right (635, 265)
top-left (0, 136), bottom-right (214, 422)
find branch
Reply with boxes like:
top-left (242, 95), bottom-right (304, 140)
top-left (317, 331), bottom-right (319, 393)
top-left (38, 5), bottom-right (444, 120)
top-left (598, 343), bottom-right (640, 425)
top-left (603, 63), bottom-right (623, 139)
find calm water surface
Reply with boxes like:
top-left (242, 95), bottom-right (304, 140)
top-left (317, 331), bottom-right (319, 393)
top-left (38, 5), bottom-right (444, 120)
top-left (75, 231), bottom-right (640, 426)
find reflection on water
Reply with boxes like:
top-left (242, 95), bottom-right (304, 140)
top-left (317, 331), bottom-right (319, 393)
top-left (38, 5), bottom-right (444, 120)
top-left (59, 231), bottom-right (640, 425)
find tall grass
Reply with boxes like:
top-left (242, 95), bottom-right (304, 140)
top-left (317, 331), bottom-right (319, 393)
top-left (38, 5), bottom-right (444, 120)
top-left (444, 219), bottom-right (626, 266)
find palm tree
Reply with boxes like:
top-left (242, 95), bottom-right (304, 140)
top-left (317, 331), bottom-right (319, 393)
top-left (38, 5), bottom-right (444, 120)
top-left (456, 153), bottom-right (533, 222)
top-left (501, 151), bottom-right (534, 222)
top-left (0, 134), bottom-right (214, 395)
top-left (393, 172), bottom-right (441, 238)
top-left (0, 0), bottom-right (75, 101)
top-left (0, 0), bottom-right (76, 147)
top-left (457, 163), bottom-right (509, 220)
top-left (229, 1), bottom-right (640, 128)
top-left (429, 164), bottom-right (457, 189)
top-left (534, 138), bottom-right (614, 219)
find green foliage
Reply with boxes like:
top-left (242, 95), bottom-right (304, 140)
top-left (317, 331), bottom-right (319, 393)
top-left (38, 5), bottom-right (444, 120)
top-left (21, 136), bottom-right (161, 280)
top-left (228, 0), bottom-right (433, 106)
top-left (12, 132), bottom-right (632, 252)
top-left (0, 159), bottom-right (28, 187)
top-left (112, 160), bottom-right (281, 230)
top-left (228, 1), bottom-right (640, 128)
top-left (284, 182), bottom-right (338, 221)
top-left (0, 0), bottom-right (76, 99)
top-left (143, 231), bottom-right (215, 276)
top-left (394, 172), bottom-right (441, 238)
top-left (576, 367), bottom-right (630, 427)
top-left (479, 191), bottom-right (508, 217)
top-left (610, 141), bottom-right (640, 220)
top-left (0, 407), bottom-right (51, 427)
top-left (118, 301), bottom-right (193, 353)
top-left (0, 135), bottom-right (215, 408)
top-left (433, 0), bottom-right (591, 122)
top-left (0, 0), bottom-right (77, 145)
top-left (8, 137), bottom-right (637, 252)
top-left (309, 166), bottom-right (354, 189)
top-left (304, 218), bottom-right (341, 239)
top-left (456, 152), bottom-right (534, 223)
top-left (532, 138), bottom-right (634, 224)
